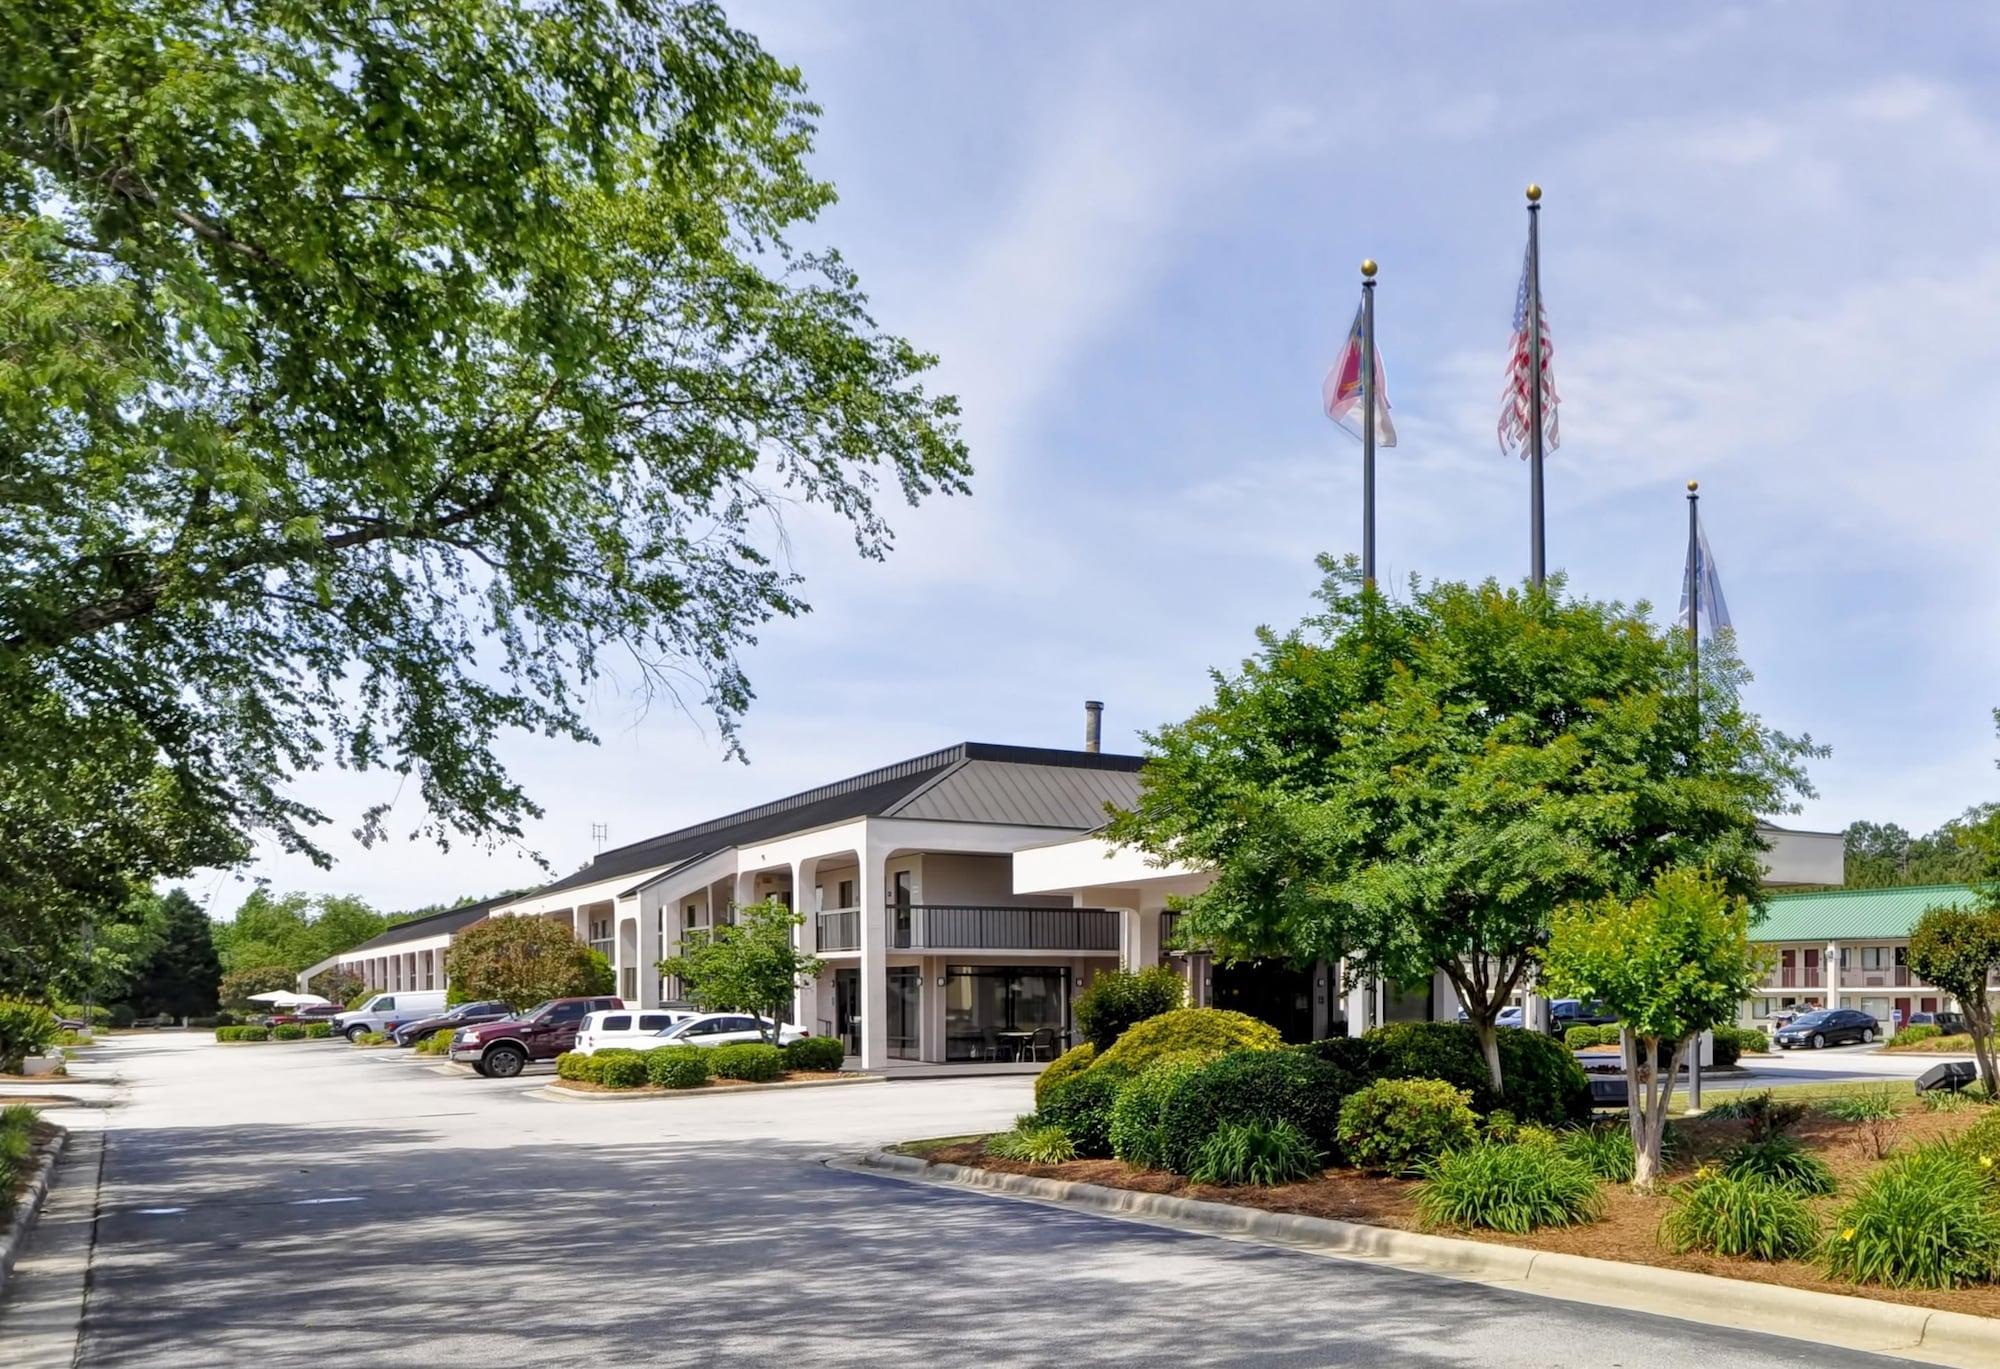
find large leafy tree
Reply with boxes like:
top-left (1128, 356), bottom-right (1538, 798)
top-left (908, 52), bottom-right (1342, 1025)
top-left (213, 889), bottom-right (396, 973)
top-left (1907, 902), bottom-right (2000, 1096)
top-left (0, 1), bottom-right (968, 965)
top-left (1109, 559), bottom-right (1819, 1090)
top-left (1542, 868), bottom-right (1768, 1190)
top-left (128, 889), bottom-right (222, 1020)
top-left (443, 914), bottom-right (605, 1009)
top-left (657, 899), bottom-right (821, 1046)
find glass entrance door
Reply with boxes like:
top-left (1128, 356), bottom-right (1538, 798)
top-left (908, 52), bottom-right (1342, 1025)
top-left (886, 967), bottom-right (921, 1060)
top-left (833, 968), bottom-right (860, 1056)
top-left (943, 966), bottom-right (1072, 1061)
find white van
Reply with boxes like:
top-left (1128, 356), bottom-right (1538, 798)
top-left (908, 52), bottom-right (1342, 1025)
top-left (574, 1008), bottom-right (699, 1055)
top-left (332, 991), bottom-right (448, 1042)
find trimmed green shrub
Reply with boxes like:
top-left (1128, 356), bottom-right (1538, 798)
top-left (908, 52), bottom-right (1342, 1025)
top-left (1559, 1125), bottom-right (1637, 1183)
top-left (0, 1105), bottom-right (38, 1216)
top-left (555, 1050), bottom-right (587, 1080)
top-left (1188, 1119), bottom-right (1323, 1187)
top-left (270, 1024), bottom-right (307, 1041)
top-left (302, 1023), bottom-right (333, 1040)
top-left (1108, 1055), bottom-right (1209, 1170)
top-left (1817, 1088), bottom-right (1901, 1123)
top-left (1723, 1137), bottom-right (1837, 1196)
top-left (1890, 1024), bottom-right (1942, 1048)
top-left (1365, 1021), bottom-right (1590, 1124)
top-left (1038, 1068), bottom-right (1126, 1158)
top-left (710, 1042), bottom-right (784, 1083)
top-left (1034, 1042), bottom-right (1096, 1109)
top-left (784, 1036), bottom-right (845, 1073)
top-left (1293, 1034), bottom-right (1384, 1077)
top-left (1663, 1173), bottom-right (1820, 1260)
top-left (596, 1054), bottom-right (648, 1089)
top-left (986, 1124), bottom-right (1078, 1165)
top-left (1416, 1141), bottom-right (1605, 1233)
top-left (0, 1000), bottom-right (59, 1073)
top-left (1073, 965), bottom-right (1188, 1051)
top-left (1093, 1009), bottom-right (1281, 1078)
top-left (1712, 1024), bottom-right (1769, 1063)
top-left (1339, 1078), bottom-right (1481, 1175)
top-left (214, 1025), bottom-right (271, 1042)
top-left (646, 1046), bottom-right (711, 1089)
top-left (414, 1030), bottom-right (453, 1055)
top-left (1156, 1048), bottom-right (1356, 1174)
top-left (1564, 1025), bottom-right (1604, 1050)
top-left (1824, 1144), bottom-right (2000, 1288)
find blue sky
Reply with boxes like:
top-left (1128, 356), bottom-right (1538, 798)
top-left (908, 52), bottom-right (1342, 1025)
top-left (201, 2), bottom-right (2000, 915)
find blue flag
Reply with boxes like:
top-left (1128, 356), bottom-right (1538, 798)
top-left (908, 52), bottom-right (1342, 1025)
top-left (1680, 514), bottom-right (1731, 638)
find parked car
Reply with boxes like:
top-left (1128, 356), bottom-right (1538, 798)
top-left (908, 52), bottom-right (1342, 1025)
top-left (1772, 1008), bottom-right (1879, 1050)
top-left (266, 1004), bottom-right (343, 1028)
top-left (1549, 999), bottom-right (1618, 1034)
top-left (330, 990), bottom-right (449, 1043)
top-left (1454, 1006), bottom-right (1526, 1027)
top-left (573, 1008), bottom-right (700, 1056)
top-left (650, 1012), bottom-right (807, 1048)
top-left (1908, 1010), bottom-right (1968, 1035)
top-left (392, 1000), bottom-right (516, 1047)
top-left (448, 996), bottom-right (624, 1077)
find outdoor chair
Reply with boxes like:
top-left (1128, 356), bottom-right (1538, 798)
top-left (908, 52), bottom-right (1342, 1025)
top-left (1026, 1027), bottom-right (1058, 1061)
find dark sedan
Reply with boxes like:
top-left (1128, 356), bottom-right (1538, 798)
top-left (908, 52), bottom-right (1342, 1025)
top-left (392, 1000), bottom-right (515, 1047)
top-left (1772, 1008), bottom-right (1879, 1050)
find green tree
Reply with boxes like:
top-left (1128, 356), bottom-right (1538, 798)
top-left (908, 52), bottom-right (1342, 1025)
top-left (657, 900), bottom-right (822, 1047)
top-left (219, 964), bottom-right (300, 1008)
top-left (0, 0), bottom-right (968, 976)
top-left (1842, 809), bottom-right (1998, 889)
top-left (443, 916), bottom-right (606, 1010)
top-left (1541, 868), bottom-right (1769, 1190)
top-left (128, 890), bottom-right (221, 1021)
top-left (1109, 560), bottom-right (1818, 1093)
top-left (305, 967), bottom-right (365, 1009)
top-left (1907, 902), bottom-right (2000, 1096)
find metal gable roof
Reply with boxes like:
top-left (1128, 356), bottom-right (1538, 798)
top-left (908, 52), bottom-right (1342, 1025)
top-left (525, 742), bottom-right (1145, 902)
top-left (346, 892), bottom-right (517, 952)
top-left (886, 757), bottom-right (1142, 828)
top-left (1753, 884), bottom-right (1980, 943)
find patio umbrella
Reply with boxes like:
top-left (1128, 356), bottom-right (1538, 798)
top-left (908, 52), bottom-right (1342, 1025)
top-left (245, 990), bottom-right (332, 1006)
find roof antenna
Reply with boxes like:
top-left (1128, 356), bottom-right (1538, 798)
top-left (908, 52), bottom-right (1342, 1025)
top-left (590, 822), bottom-right (608, 855)
top-left (1084, 700), bottom-right (1103, 754)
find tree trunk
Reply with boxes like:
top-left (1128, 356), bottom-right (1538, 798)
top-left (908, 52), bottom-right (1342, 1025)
top-left (1475, 1019), bottom-right (1503, 1093)
top-left (1628, 1032), bottom-right (1689, 1193)
top-left (1970, 992), bottom-right (1998, 1098)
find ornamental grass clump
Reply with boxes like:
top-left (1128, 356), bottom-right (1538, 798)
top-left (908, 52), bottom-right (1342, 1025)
top-left (1415, 1142), bottom-right (1604, 1234)
top-left (985, 1124), bottom-right (1078, 1166)
top-left (1823, 1144), bottom-right (2000, 1288)
top-left (414, 1030), bottom-right (454, 1056)
top-left (1661, 1171), bottom-right (1820, 1261)
top-left (1722, 1137), bottom-right (1838, 1197)
top-left (1337, 1078), bottom-right (1480, 1176)
top-left (1558, 1125), bottom-right (1637, 1183)
top-left (1187, 1120), bottom-right (1322, 1187)
top-left (1817, 1088), bottom-right (1901, 1123)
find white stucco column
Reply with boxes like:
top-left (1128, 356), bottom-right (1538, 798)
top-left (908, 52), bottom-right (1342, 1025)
top-left (1826, 940), bottom-right (1841, 1010)
top-left (921, 955), bottom-right (947, 1063)
top-left (1343, 957), bottom-right (1372, 1037)
top-left (637, 900), bottom-right (662, 1008)
top-left (858, 839), bottom-right (887, 1069)
top-left (792, 856), bottom-right (821, 1032)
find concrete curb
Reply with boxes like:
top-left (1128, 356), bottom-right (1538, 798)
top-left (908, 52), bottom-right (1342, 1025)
top-left (525, 1074), bottom-right (886, 1103)
top-left (844, 1151), bottom-right (2000, 1367)
top-left (0, 1125), bottom-right (69, 1303)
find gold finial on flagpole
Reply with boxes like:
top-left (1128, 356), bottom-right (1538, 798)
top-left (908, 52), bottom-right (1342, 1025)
top-left (1526, 183), bottom-right (1542, 202)
top-left (1361, 258), bottom-right (1377, 279)
top-left (1687, 480), bottom-right (1699, 492)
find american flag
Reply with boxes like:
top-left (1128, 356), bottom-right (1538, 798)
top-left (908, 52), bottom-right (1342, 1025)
top-left (1498, 241), bottom-right (1559, 458)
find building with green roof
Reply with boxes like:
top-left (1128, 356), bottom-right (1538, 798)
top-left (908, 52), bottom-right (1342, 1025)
top-left (1745, 883), bottom-right (1979, 1029)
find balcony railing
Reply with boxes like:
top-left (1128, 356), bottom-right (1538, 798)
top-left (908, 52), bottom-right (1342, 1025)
top-left (817, 909), bottom-right (860, 953)
top-left (895, 905), bottom-right (1119, 952)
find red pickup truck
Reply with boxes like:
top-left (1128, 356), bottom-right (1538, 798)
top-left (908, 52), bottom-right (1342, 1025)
top-left (448, 996), bottom-right (623, 1078)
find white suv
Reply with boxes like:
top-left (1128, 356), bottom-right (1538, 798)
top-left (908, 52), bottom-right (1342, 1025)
top-left (573, 1009), bottom-right (698, 1056)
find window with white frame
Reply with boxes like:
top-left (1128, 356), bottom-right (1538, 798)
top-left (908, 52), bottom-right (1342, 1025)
top-left (587, 916), bottom-right (613, 959)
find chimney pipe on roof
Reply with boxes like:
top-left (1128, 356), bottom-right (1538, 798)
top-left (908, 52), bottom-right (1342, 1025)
top-left (1083, 700), bottom-right (1103, 754)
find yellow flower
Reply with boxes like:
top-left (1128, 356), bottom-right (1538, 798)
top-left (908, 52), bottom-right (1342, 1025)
top-left (1982, 1155), bottom-right (1994, 1170)
top-left (1842, 1228), bottom-right (1856, 1241)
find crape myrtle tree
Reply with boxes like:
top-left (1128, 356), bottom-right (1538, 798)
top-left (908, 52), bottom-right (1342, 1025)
top-left (0, 0), bottom-right (968, 975)
top-left (1907, 902), bottom-right (2000, 1097)
top-left (1542, 868), bottom-right (1769, 1190)
top-left (1108, 558), bottom-right (1819, 1093)
top-left (443, 915), bottom-right (607, 1010)
top-left (657, 900), bottom-right (822, 1047)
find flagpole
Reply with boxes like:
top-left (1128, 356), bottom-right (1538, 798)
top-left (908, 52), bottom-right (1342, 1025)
top-left (1526, 184), bottom-right (1546, 588)
top-left (1685, 479), bottom-right (1703, 1112)
top-left (1361, 258), bottom-right (1378, 587)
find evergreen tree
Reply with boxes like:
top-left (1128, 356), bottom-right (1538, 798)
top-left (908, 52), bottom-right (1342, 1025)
top-left (130, 891), bottom-right (221, 1020)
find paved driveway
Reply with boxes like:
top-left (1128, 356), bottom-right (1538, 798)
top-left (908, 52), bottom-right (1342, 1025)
top-left (3, 1036), bottom-right (1918, 1367)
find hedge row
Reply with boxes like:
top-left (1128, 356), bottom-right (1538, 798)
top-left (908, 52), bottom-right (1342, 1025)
top-left (214, 1026), bottom-right (271, 1042)
top-left (1026, 1011), bottom-right (1595, 1181)
top-left (551, 1043), bottom-right (809, 1091)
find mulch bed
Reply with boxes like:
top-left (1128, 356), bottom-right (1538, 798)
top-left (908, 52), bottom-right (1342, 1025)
top-left (921, 1105), bottom-right (2000, 1320)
